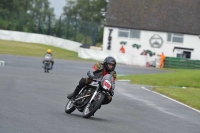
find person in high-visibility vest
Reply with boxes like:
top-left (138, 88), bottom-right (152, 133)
top-left (158, 52), bottom-right (166, 68)
top-left (119, 46), bottom-right (125, 53)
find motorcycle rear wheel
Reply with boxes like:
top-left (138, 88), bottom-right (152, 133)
top-left (82, 93), bottom-right (105, 118)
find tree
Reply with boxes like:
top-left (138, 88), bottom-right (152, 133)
top-left (63, 0), bottom-right (107, 23)
top-left (0, 0), bottom-right (55, 33)
top-left (62, 0), bottom-right (108, 44)
top-left (28, 0), bottom-right (55, 34)
top-left (0, 0), bottom-right (27, 30)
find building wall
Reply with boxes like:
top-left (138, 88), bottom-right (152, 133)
top-left (103, 26), bottom-right (200, 62)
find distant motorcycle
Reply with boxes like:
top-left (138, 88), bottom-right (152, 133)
top-left (43, 55), bottom-right (52, 73)
top-left (65, 74), bottom-right (114, 118)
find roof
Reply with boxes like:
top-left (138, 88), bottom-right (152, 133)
top-left (105, 0), bottom-right (200, 35)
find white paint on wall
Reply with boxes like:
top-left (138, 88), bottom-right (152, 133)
top-left (103, 26), bottom-right (200, 61)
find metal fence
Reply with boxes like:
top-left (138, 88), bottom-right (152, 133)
top-left (57, 16), bottom-right (99, 46)
top-left (0, 11), bottom-right (100, 46)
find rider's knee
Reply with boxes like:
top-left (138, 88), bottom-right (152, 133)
top-left (102, 95), bottom-right (112, 105)
top-left (79, 78), bottom-right (91, 85)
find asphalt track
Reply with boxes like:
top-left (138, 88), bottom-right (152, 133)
top-left (0, 55), bottom-right (200, 133)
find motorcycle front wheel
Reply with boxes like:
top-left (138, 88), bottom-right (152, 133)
top-left (65, 100), bottom-right (76, 114)
top-left (82, 92), bottom-right (105, 118)
top-left (44, 63), bottom-right (47, 72)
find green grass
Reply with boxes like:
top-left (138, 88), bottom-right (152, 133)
top-left (0, 39), bottom-right (95, 62)
top-left (118, 69), bottom-right (200, 88)
top-left (153, 87), bottom-right (200, 110)
top-left (118, 69), bottom-right (200, 110)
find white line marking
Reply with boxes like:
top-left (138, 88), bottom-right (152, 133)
top-left (141, 87), bottom-right (200, 113)
top-left (118, 74), bottom-right (127, 76)
top-left (117, 80), bottom-right (130, 82)
top-left (116, 88), bottom-right (185, 119)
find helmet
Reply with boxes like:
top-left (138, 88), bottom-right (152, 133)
top-left (47, 49), bottom-right (51, 54)
top-left (103, 56), bottom-right (116, 72)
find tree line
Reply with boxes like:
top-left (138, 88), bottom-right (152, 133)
top-left (0, 0), bottom-right (107, 45)
top-left (0, 0), bottom-right (54, 31)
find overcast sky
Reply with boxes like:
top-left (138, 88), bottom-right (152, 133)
top-left (49, 0), bottom-right (66, 17)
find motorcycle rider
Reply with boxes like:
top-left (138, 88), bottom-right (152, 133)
top-left (43, 49), bottom-right (54, 69)
top-left (67, 56), bottom-right (117, 105)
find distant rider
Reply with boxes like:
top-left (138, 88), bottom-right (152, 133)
top-left (43, 49), bottom-right (54, 69)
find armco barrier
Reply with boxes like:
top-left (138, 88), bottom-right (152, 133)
top-left (78, 48), bottom-right (148, 66)
top-left (0, 30), bottom-right (81, 52)
top-left (164, 57), bottom-right (200, 69)
top-left (0, 30), bottom-right (154, 67)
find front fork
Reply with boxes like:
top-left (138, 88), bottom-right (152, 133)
top-left (86, 87), bottom-right (99, 107)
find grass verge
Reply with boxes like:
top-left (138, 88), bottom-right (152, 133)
top-left (0, 39), bottom-right (95, 62)
top-left (118, 69), bottom-right (200, 110)
top-left (153, 87), bottom-right (200, 110)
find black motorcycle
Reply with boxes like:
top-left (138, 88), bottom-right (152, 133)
top-left (65, 74), bottom-right (114, 118)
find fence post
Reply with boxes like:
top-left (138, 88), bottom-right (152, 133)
top-left (66, 17), bottom-right (70, 39)
top-left (38, 18), bottom-right (41, 33)
top-left (74, 18), bottom-right (77, 41)
top-left (92, 23), bottom-right (98, 46)
top-left (58, 15), bottom-right (62, 37)
top-left (17, 13), bottom-right (21, 31)
top-left (48, 15), bottom-right (51, 35)
top-left (84, 22), bottom-right (88, 44)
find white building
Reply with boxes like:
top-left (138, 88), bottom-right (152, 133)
top-left (102, 0), bottom-right (200, 62)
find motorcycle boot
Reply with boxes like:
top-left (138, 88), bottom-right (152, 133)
top-left (67, 78), bottom-right (89, 99)
top-left (67, 87), bottom-right (81, 99)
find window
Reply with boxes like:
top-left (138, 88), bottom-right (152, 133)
top-left (176, 51), bottom-right (191, 59)
top-left (183, 51), bottom-right (191, 59)
top-left (118, 29), bottom-right (129, 37)
top-left (177, 53), bottom-right (182, 58)
top-left (174, 47), bottom-right (193, 59)
top-left (118, 28), bottom-right (140, 39)
top-left (167, 33), bottom-right (184, 43)
top-left (130, 29), bottom-right (140, 38)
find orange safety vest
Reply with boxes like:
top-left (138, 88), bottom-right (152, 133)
top-left (160, 54), bottom-right (166, 62)
top-left (120, 47), bottom-right (125, 53)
